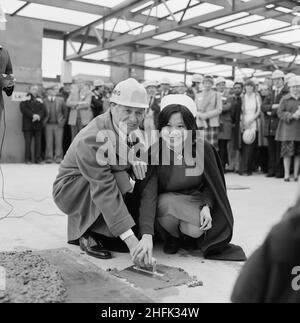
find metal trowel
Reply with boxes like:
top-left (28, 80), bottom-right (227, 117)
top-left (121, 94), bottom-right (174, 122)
top-left (130, 260), bottom-right (165, 278)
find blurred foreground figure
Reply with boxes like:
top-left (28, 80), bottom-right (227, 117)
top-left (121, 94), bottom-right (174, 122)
top-left (0, 45), bottom-right (15, 122)
top-left (232, 189), bottom-right (300, 303)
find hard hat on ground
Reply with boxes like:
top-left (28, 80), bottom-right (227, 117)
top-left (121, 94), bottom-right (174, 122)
top-left (161, 94), bottom-right (197, 117)
top-left (243, 129), bottom-right (256, 145)
top-left (110, 78), bottom-right (149, 109)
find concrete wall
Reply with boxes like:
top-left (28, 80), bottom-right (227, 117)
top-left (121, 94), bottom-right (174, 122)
top-left (0, 15), bottom-right (43, 163)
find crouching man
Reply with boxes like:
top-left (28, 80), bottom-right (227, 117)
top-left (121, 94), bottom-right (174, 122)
top-left (53, 78), bottom-right (154, 267)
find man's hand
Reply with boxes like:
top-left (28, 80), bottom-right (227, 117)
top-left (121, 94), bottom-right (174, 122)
top-left (132, 234), bottom-right (154, 267)
top-left (199, 206), bottom-right (212, 231)
top-left (272, 104), bottom-right (279, 110)
top-left (132, 160), bottom-right (147, 181)
top-left (124, 235), bottom-right (142, 266)
top-left (32, 114), bottom-right (40, 122)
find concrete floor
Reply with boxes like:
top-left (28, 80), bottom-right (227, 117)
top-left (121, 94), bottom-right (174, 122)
top-left (0, 164), bottom-right (298, 303)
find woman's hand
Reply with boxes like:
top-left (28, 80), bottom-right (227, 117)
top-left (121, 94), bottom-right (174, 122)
top-left (199, 206), bottom-right (212, 231)
top-left (132, 160), bottom-right (147, 181)
top-left (132, 234), bottom-right (154, 267)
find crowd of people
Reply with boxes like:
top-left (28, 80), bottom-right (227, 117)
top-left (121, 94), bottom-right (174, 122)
top-left (20, 70), bottom-right (300, 182)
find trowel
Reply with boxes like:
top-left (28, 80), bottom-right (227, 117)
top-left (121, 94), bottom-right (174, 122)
top-left (130, 260), bottom-right (165, 278)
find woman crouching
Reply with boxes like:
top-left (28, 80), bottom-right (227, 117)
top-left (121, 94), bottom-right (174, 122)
top-left (133, 95), bottom-right (245, 261)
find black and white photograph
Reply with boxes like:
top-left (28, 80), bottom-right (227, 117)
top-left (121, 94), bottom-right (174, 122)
top-left (0, 0), bottom-right (300, 307)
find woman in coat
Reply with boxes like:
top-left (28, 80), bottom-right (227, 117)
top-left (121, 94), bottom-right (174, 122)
top-left (240, 80), bottom-right (261, 176)
top-left (132, 94), bottom-right (246, 263)
top-left (196, 75), bottom-right (222, 150)
top-left (276, 76), bottom-right (300, 182)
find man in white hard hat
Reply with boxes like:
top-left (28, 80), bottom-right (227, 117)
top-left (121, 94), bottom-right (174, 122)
top-left (261, 70), bottom-right (288, 178)
top-left (53, 78), bottom-right (154, 267)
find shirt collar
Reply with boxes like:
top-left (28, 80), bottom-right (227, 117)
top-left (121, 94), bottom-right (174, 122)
top-left (290, 93), bottom-right (300, 100)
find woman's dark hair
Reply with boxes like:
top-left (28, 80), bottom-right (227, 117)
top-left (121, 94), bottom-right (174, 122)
top-left (158, 104), bottom-right (197, 132)
top-left (158, 104), bottom-right (198, 149)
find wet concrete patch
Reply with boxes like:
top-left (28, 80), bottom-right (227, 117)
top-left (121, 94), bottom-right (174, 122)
top-left (0, 248), bottom-right (152, 303)
top-left (110, 264), bottom-right (196, 291)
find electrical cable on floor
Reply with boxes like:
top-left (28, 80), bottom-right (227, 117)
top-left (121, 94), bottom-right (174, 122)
top-left (0, 107), bottom-right (65, 221)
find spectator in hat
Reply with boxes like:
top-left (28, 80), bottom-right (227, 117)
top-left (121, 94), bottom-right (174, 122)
top-left (240, 80), bottom-right (261, 176)
top-left (187, 74), bottom-right (203, 101)
top-left (262, 70), bottom-right (288, 178)
top-left (216, 77), bottom-right (232, 171)
top-left (196, 75), bottom-right (222, 150)
top-left (44, 86), bottom-right (68, 164)
top-left (67, 79), bottom-right (93, 141)
top-left (143, 80), bottom-right (160, 146)
top-left (227, 81), bottom-right (244, 173)
top-left (159, 78), bottom-right (171, 100)
top-left (91, 79), bottom-right (105, 118)
top-left (276, 76), bottom-right (300, 182)
top-left (172, 82), bottom-right (187, 95)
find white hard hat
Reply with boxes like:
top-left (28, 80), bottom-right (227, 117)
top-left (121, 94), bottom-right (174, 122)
top-left (272, 70), bottom-right (285, 80)
top-left (160, 78), bottom-right (171, 85)
top-left (251, 77), bottom-right (259, 85)
top-left (143, 80), bottom-right (158, 88)
top-left (288, 76), bottom-right (300, 87)
top-left (192, 74), bottom-right (203, 83)
top-left (216, 77), bottom-right (226, 85)
top-left (161, 94), bottom-right (197, 117)
top-left (243, 129), bottom-right (256, 145)
top-left (94, 79), bottom-right (104, 87)
top-left (226, 80), bottom-right (234, 89)
top-left (110, 78), bottom-right (149, 109)
top-left (285, 73), bottom-right (296, 83)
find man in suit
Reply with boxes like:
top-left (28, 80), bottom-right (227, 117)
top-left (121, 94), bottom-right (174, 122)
top-left (44, 86), bottom-right (68, 164)
top-left (20, 85), bottom-right (47, 164)
top-left (0, 45), bottom-right (15, 123)
top-left (53, 78), bottom-right (154, 267)
top-left (262, 70), bottom-right (288, 178)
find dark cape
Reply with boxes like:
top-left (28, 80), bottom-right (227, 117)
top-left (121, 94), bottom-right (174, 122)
top-left (231, 199), bottom-right (300, 303)
top-left (132, 139), bottom-right (246, 261)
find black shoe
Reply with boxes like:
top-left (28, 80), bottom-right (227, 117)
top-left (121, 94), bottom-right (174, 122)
top-left (284, 178), bottom-right (290, 182)
top-left (181, 235), bottom-right (197, 251)
top-left (92, 233), bottom-right (129, 253)
top-left (246, 172), bottom-right (252, 176)
top-left (163, 236), bottom-right (180, 254)
top-left (79, 232), bottom-right (112, 259)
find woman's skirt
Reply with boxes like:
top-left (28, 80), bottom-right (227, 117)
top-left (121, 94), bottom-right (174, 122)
top-left (157, 191), bottom-right (208, 227)
top-left (281, 141), bottom-right (300, 158)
